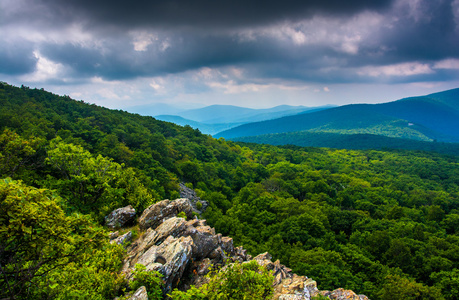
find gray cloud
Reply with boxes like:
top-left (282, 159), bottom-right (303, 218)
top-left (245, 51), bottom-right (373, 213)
top-left (377, 0), bottom-right (459, 62)
top-left (36, 0), bottom-right (394, 29)
top-left (1, 0), bottom-right (458, 106)
top-left (0, 41), bottom-right (37, 75)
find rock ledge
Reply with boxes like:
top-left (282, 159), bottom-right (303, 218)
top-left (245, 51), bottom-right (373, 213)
top-left (119, 198), bottom-right (369, 300)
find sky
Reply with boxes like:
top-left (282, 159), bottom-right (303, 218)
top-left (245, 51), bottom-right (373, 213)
top-left (1, 0), bottom-right (459, 110)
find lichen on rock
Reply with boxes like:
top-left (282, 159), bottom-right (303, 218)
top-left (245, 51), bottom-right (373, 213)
top-left (105, 205), bottom-right (136, 229)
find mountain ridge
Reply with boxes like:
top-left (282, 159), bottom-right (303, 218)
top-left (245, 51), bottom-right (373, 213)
top-left (215, 88), bottom-right (459, 143)
top-left (162, 104), bottom-right (335, 123)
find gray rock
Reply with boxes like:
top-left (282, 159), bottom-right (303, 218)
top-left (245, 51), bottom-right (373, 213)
top-left (109, 231), bottom-right (119, 240)
top-left (221, 236), bottom-right (235, 255)
top-left (184, 225), bottom-right (220, 259)
top-left (122, 219), bottom-right (194, 296)
top-left (132, 235), bottom-right (193, 295)
top-left (110, 231), bottom-right (132, 246)
top-left (138, 199), bottom-right (193, 230)
top-left (105, 205), bottom-right (136, 229)
top-left (179, 183), bottom-right (209, 213)
top-left (127, 286), bottom-right (148, 300)
top-left (321, 288), bottom-right (369, 300)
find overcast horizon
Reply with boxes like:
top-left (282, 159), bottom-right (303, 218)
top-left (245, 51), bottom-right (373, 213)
top-left (1, 0), bottom-right (459, 110)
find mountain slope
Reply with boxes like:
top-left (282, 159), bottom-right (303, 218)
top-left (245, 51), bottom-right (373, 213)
top-left (376, 96), bottom-right (459, 140)
top-left (427, 87), bottom-right (459, 110)
top-left (175, 104), bottom-right (334, 124)
top-left (125, 103), bottom-right (203, 116)
top-left (154, 115), bottom-right (244, 135)
top-left (234, 131), bottom-right (459, 156)
top-left (216, 89), bottom-right (459, 143)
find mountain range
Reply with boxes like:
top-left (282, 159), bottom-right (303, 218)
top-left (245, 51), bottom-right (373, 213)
top-left (154, 105), bottom-right (334, 135)
top-left (215, 88), bottom-right (459, 146)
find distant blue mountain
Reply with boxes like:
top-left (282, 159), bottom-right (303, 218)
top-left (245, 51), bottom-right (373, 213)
top-left (124, 102), bottom-right (204, 117)
top-left (215, 88), bottom-right (459, 143)
top-left (153, 104), bottom-right (335, 134)
top-left (154, 115), bottom-right (244, 135)
top-left (174, 104), bottom-right (335, 124)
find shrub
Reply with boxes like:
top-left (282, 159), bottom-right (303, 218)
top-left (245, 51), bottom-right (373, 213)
top-left (169, 260), bottom-right (273, 300)
top-left (129, 264), bottom-right (163, 300)
top-left (0, 178), bottom-right (124, 299)
top-left (196, 200), bottom-right (203, 210)
top-left (177, 211), bottom-right (187, 220)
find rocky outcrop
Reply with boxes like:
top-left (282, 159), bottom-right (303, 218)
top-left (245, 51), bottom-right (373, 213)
top-left (127, 286), bottom-right (148, 300)
top-left (120, 198), bottom-right (368, 299)
top-left (319, 288), bottom-right (369, 300)
top-left (105, 205), bottom-right (136, 229)
top-left (179, 183), bottom-right (209, 214)
top-left (110, 231), bottom-right (133, 246)
top-left (138, 198), bottom-right (193, 230)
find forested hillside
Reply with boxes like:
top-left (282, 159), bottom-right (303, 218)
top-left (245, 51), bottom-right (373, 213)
top-left (233, 132), bottom-right (459, 156)
top-left (1, 82), bottom-right (459, 299)
top-left (216, 88), bottom-right (459, 143)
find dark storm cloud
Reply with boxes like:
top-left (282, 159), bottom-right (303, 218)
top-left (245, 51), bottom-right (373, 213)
top-left (37, 0), bottom-right (394, 29)
top-left (38, 32), bottom-right (290, 80)
top-left (2, 0), bottom-right (459, 87)
top-left (377, 0), bottom-right (459, 62)
top-left (0, 41), bottom-right (37, 75)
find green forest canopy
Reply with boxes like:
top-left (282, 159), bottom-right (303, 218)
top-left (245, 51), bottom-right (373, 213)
top-left (1, 82), bottom-right (459, 299)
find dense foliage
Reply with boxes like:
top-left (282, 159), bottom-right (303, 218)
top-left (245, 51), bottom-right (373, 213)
top-left (0, 178), bottom-right (124, 299)
top-left (169, 260), bottom-right (273, 300)
top-left (233, 131), bottom-right (459, 156)
top-left (1, 82), bottom-right (459, 299)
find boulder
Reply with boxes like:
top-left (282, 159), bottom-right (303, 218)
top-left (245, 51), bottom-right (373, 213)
top-left (122, 217), bottom-right (188, 275)
top-left (234, 246), bottom-right (248, 261)
top-left (320, 288), bottom-right (369, 300)
top-left (179, 183), bottom-right (209, 213)
top-left (138, 199), bottom-right (193, 230)
top-left (184, 224), bottom-right (220, 259)
top-left (273, 275), bottom-right (318, 300)
top-left (111, 231), bottom-right (133, 246)
top-left (109, 231), bottom-right (119, 240)
top-left (131, 235), bottom-right (193, 295)
top-left (122, 218), bottom-right (194, 295)
top-left (220, 236), bottom-right (235, 255)
top-left (127, 286), bottom-right (148, 300)
top-left (152, 217), bottom-right (188, 244)
top-left (105, 205), bottom-right (136, 229)
top-left (152, 235), bottom-right (193, 294)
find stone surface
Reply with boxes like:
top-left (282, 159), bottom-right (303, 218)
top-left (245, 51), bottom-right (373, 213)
top-left (321, 288), bottom-right (369, 300)
top-left (109, 231), bottom-right (119, 240)
top-left (127, 286), bottom-right (148, 300)
top-left (179, 183), bottom-right (209, 213)
top-left (221, 236), bottom-right (235, 255)
top-left (105, 205), bottom-right (136, 229)
top-left (273, 276), bottom-right (318, 300)
top-left (184, 224), bottom-right (219, 259)
top-left (138, 198), bottom-right (193, 230)
top-left (111, 231), bottom-right (132, 246)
